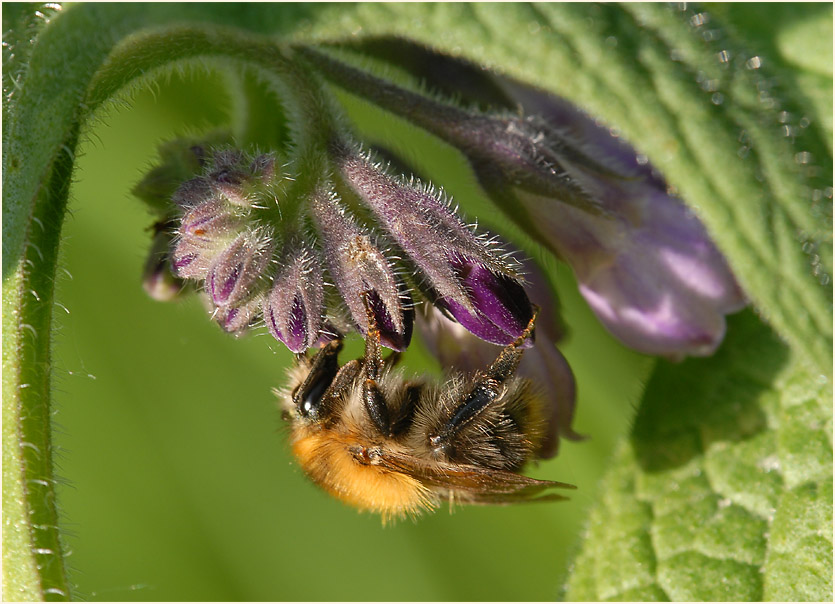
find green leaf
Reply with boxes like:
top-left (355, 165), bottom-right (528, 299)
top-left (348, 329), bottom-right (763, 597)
top-left (565, 310), bottom-right (832, 600)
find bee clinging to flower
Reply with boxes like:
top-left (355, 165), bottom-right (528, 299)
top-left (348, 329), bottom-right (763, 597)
top-left (277, 293), bottom-right (574, 521)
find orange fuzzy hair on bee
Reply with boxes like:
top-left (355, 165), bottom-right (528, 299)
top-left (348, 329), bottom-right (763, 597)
top-left (291, 426), bottom-right (435, 520)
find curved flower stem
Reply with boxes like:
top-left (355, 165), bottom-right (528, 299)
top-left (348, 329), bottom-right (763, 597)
top-left (3, 19), bottom-right (339, 599)
top-left (296, 45), bottom-right (471, 147)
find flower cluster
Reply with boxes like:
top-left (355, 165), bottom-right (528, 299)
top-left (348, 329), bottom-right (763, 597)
top-left (135, 136), bottom-right (535, 355)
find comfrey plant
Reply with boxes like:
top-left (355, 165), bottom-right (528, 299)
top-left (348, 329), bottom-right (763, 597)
top-left (4, 4), bottom-right (831, 601)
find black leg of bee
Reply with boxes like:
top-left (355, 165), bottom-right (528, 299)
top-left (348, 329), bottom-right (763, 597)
top-left (360, 292), bottom-right (392, 435)
top-left (430, 309), bottom-right (538, 451)
top-left (292, 339), bottom-right (342, 419)
top-left (319, 359), bottom-right (363, 424)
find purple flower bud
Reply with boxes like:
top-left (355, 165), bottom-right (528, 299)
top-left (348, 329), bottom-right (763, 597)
top-left (435, 256), bottom-right (533, 347)
top-left (265, 244), bottom-right (324, 353)
top-left (210, 171), bottom-right (251, 207)
top-left (206, 229), bottom-right (275, 308)
top-left (171, 238), bottom-right (217, 280)
top-left (420, 252), bottom-right (580, 455)
top-left (214, 294), bottom-right (264, 334)
top-left (309, 190), bottom-right (412, 351)
top-left (208, 148), bottom-right (256, 206)
top-left (334, 144), bottom-right (532, 345)
top-left (178, 199), bottom-right (245, 246)
top-left (171, 199), bottom-right (247, 280)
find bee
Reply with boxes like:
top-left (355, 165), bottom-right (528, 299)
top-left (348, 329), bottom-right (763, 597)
top-left (277, 295), bottom-right (574, 521)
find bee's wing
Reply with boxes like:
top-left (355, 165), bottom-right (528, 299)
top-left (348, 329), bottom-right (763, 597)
top-left (377, 450), bottom-right (575, 505)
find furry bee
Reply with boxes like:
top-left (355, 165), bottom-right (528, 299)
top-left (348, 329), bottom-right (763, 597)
top-left (277, 298), bottom-right (574, 521)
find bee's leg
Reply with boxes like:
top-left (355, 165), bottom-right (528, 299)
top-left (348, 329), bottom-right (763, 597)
top-left (483, 306), bottom-right (538, 383)
top-left (292, 338), bottom-right (342, 419)
top-left (360, 292), bottom-right (392, 435)
top-left (430, 309), bottom-right (538, 452)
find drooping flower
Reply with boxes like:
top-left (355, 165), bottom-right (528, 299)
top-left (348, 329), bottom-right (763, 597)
top-left (458, 109), bottom-right (747, 358)
top-left (418, 79), bottom-right (746, 358)
top-left (485, 79), bottom-right (748, 358)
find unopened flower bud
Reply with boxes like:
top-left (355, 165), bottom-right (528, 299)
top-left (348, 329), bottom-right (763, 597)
top-left (419, 257), bottom-right (582, 457)
top-left (201, 148), bottom-right (283, 206)
top-left (214, 294), bottom-right (264, 334)
top-left (206, 228), bottom-right (275, 308)
top-left (210, 172), bottom-right (251, 207)
top-left (172, 199), bottom-right (248, 280)
top-left (334, 143), bottom-right (531, 346)
top-left (178, 199), bottom-right (245, 245)
top-left (171, 176), bottom-right (214, 210)
top-left (435, 256), bottom-right (533, 347)
top-left (171, 238), bottom-right (218, 280)
top-left (310, 190), bottom-right (412, 350)
top-left (265, 244), bottom-right (324, 352)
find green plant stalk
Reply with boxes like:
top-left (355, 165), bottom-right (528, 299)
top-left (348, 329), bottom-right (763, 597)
top-left (2, 16), bottom-right (340, 599)
top-left (2, 131), bottom-right (78, 602)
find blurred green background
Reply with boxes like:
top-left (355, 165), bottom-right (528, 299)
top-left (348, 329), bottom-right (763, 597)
top-left (54, 64), bottom-right (651, 601)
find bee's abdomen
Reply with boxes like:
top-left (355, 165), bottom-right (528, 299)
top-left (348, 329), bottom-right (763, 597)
top-left (290, 425), bottom-right (436, 521)
top-left (414, 378), bottom-right (546, 471)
